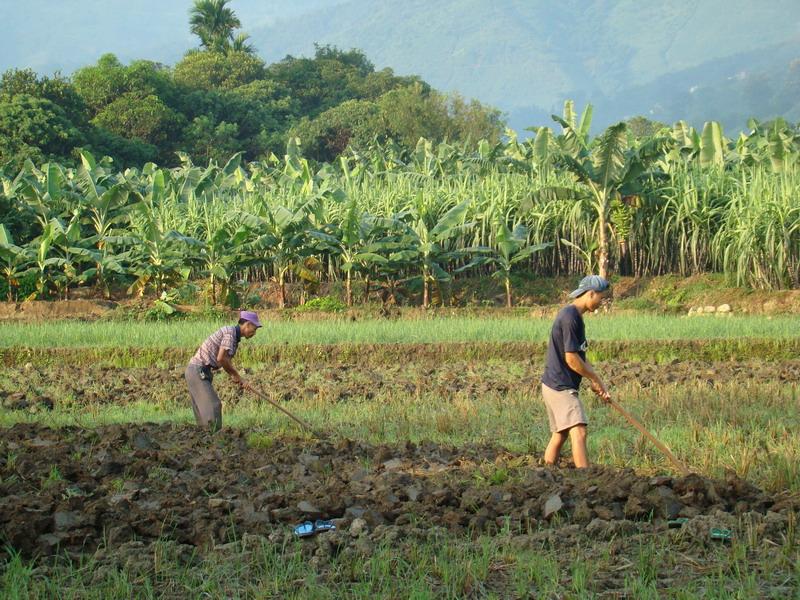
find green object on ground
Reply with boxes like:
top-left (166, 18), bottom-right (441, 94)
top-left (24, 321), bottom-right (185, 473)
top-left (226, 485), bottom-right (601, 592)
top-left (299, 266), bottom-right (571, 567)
top-left (710, 528), bottom-right (733, 542)
top-left (668, 517), bottom-right (689, 528)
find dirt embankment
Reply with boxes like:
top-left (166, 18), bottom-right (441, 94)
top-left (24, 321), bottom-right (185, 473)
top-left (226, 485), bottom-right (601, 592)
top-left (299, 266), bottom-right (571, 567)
top-left (2, 272), bottom-right (800, 322)
top-left (0, 300), bottom-right (118, 321)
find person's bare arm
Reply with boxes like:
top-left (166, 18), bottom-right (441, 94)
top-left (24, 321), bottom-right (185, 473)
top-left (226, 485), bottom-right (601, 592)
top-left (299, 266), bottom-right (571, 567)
top-left (565, 352), bottom-right (610, 400)
top-left (217, 347), bottom-right (243, 386)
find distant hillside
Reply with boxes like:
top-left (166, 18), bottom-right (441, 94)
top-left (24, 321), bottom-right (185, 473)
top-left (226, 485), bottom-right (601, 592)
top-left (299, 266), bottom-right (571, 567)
top-left (600, 42), bottom-right (800, 130)
top-left (2, 0), bottom-right (800, 132)
top-left (0, 0), bottom-right (193, 74)
top-left (249, 0), bottom-right (800, 131)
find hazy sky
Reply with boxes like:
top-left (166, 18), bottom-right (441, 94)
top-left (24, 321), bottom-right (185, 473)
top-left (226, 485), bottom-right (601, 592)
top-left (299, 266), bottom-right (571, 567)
top-left (0, 0), bottom-right (341, 74)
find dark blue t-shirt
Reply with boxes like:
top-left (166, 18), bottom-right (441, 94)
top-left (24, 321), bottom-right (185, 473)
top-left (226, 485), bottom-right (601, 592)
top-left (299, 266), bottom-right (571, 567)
top-left (542, 304), bottom-right (587, 391)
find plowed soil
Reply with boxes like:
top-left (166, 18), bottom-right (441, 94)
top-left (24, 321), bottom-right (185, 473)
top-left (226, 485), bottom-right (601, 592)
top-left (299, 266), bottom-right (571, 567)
top-left (2, 423), bottom-right (796, 559)
top-left (2, 360), bottom-right (799, 410)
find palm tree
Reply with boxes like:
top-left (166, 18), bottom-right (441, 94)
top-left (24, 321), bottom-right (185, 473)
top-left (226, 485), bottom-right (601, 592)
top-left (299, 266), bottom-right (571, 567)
top-left (189, 0), bottom-right (241, 52)
top-left (230, 32), bottom-right (256, 55)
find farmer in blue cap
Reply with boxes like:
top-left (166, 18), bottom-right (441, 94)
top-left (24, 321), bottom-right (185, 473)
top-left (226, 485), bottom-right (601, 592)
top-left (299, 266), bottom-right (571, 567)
top-left (541, 275), bottom-right (611, 468)
top-left (185, 310), bottom-right (262, 430)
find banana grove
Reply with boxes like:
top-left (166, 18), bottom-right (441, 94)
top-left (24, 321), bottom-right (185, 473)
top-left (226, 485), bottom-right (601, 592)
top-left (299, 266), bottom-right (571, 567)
top-left (1, 102), bottom-right (798, 306)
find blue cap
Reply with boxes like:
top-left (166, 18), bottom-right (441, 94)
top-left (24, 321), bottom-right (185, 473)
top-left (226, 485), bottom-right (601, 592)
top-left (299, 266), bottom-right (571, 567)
top-left (569, 275), bottom-right (610, 298)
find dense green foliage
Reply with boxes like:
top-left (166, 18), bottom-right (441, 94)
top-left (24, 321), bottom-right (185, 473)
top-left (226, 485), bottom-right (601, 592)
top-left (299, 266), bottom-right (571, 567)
top-left (1, 103), bottom-right (798, 306)
top-left (5, 1), bottom-right (800, 136)
top-left (0, 2), bottom-right (797, 303)
top-left (0, 1), bottom-right (501, 170)
top-left (0, 40), bottom-right (501, 171)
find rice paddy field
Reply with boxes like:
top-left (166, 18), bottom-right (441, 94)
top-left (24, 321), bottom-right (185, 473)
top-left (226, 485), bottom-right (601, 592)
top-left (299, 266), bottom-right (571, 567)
top-left (0, 310), bottom-right (798, 599)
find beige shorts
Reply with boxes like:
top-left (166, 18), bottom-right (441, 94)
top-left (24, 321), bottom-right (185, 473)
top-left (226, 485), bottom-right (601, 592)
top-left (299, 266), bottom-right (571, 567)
top-left (541, 383), bottom-right (588, 433)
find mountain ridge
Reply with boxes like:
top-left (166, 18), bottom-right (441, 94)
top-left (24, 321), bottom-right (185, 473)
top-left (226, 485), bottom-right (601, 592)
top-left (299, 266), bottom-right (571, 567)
top-left (2, 0), bottom-right (799, 132)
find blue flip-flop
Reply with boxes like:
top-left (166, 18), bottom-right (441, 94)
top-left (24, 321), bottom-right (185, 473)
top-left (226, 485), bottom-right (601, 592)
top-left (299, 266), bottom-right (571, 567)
top-left (293, 521), bottom-right (315, 537)
top-left (314, 519), bottom-right (336, 533)
top-left (293, 519), bottom-right (337, 537)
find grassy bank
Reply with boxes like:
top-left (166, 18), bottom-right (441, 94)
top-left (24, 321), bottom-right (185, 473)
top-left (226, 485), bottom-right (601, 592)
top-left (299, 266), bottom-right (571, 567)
top-left (1, 314), bottom-right (799, 349)
top-left (5, 339), bottom-right (800, 368)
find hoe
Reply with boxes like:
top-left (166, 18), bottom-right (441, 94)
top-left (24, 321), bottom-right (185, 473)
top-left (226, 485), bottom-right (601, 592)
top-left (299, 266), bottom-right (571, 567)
top-left (243, 382), bottom-right (321, 438)
top-left (608, 397), bottom-right (690, 475)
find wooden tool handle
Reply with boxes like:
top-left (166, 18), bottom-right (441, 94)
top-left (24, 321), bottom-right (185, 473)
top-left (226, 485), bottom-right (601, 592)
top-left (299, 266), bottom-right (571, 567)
top-left (607, 397), bottom-right (690, 476)
top-left (244, 383), bottom-right (317, 435)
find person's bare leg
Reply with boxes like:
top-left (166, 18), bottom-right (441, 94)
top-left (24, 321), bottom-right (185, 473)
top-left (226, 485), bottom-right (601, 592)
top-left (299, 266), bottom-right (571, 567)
top-left (569, 425), bottom-right (589, 468)
top-left (544, 431), bottom-right (568, 465)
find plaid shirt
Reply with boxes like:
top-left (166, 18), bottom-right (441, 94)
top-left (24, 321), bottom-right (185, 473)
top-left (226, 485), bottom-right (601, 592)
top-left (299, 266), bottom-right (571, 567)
top-left (190, 325), bottom-right (240, 369)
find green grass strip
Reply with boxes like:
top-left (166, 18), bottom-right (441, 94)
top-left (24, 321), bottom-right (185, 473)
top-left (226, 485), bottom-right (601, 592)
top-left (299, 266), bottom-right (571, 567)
top-left (1, 314), bottom-right (799, 349)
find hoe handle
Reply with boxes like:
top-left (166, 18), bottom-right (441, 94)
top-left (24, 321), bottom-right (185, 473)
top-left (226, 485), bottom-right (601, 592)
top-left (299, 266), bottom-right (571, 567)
top-left (606, 397), bottom-right (691, 476)
top-left (243, 383), bottom-right (317, 436)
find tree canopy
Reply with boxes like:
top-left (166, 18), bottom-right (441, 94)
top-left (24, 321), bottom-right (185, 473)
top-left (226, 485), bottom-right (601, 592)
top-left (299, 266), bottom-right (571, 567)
top-left (0, 2), bottom-right (505, 169)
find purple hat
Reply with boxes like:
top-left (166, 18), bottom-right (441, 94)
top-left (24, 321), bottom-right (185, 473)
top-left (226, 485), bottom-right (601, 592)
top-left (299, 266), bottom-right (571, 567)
top-left (239, 310), bottom-right (262, 328)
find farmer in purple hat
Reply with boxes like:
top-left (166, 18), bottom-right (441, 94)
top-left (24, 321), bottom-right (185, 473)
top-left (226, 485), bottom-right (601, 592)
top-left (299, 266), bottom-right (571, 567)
top-left (185, 310), bottom-right (262, 430)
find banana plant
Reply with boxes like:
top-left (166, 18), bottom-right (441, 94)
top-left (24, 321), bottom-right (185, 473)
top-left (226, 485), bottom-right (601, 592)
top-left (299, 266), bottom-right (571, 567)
top-left (309, 197), bottom-right (392, 306)
top-left (350, 138), bottom-right (407, 178)
top-left (469, 219), bottom-right (552, 307)
top-left (6, 161), bottom-right (78, 233)
top-left (555, 122), bottom-right (667, 279)
top-left (391, 199), bottom-right (472, 307)
top-left (29, 219), bottom-right (69, 299)
top-left (652, 120), bottom-right (695, 171)
top-left (243, 197), bottom-right (321, 308)
top-left (278, 138), bottom-right (317, 195)
top-left (76, 251), bottom-right (128, 297)
top-left (368, 232), bottom-right (422, 307)
top-left (529, 126), bottom-right (556, 177)
top-left (737, 119), bottom-right (799, 173)
top-left (77, 156), bottom-right (133, 297)
top-left (197, 207), bottom-right (256, 305)
top-left (699, 121), bottom-right (727, 169)
top-left (0, 224), bottom-right (33, 302)
top-left (410, 138), bottom-right (438, 177)
top-left (49, 211), bottom-right (100, 300)
top-left (551, 100), bottom-right (594, 157)
top-left (127, 200), bottom-right (202, 297)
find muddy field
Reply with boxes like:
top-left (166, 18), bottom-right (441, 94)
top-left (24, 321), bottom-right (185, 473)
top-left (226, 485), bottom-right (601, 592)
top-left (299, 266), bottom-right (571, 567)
top-left (1, 423), bottom-right (797, 593)
top-left (2, 351), bottom-right (798, 596)
top-left (2, 359), bottom-right (799, 411)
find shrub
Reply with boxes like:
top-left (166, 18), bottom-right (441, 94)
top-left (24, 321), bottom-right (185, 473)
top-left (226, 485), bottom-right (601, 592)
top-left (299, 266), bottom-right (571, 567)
top-left (294, 296), bottom-right (347, 313)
